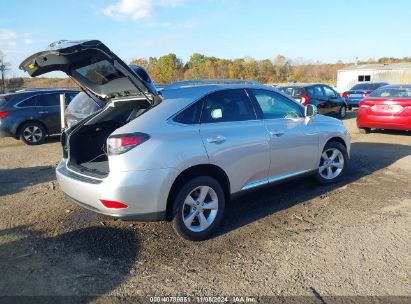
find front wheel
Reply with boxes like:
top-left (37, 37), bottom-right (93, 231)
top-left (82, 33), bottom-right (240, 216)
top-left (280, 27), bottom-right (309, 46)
top-left (171, 176), bottom-right (225, 241)
top-left (339, 105), bottom-right (347, 118)
top-left (316, 142), bottom-right (348, 185)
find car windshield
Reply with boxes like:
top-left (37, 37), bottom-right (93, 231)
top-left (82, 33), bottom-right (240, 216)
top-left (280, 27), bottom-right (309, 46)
top-left (351, 83), bottom-right (385, 90)
top-left (278, 87), bottom-right (304, 98)
top-left (369, 87), bottom-right (411, 98)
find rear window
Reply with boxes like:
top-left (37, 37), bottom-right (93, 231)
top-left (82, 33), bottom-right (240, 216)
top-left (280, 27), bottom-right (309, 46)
top-left (66, 92), bottom-right (100, 115)
top-left (0, 95), bottom-right (7, 105)
top-left (369, 87), bottom-right (411, 98)
top-left (75, 60), bottom-right (124, 85)
top-left (278, 87), bottom-right (304, 98)
top-left (351, 83), bottom-right (386, 90)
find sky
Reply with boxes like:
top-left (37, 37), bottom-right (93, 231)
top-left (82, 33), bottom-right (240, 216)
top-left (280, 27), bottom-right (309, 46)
top-left (1, 0), bottom-right (410, 77)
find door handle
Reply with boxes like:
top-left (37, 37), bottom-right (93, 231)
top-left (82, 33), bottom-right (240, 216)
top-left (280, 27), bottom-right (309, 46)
top-left (270, 130), bottom-right (284, 137)
top-left (38, 111), bottom-right (49, 114)
top-left (206, 135), bottom-right (226, 143)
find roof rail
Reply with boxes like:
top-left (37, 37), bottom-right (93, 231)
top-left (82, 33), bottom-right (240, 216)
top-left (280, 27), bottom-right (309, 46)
top-left (15, 87), bottom-right (78, 92)
top-left (165, 79), bottom-right (262, 89)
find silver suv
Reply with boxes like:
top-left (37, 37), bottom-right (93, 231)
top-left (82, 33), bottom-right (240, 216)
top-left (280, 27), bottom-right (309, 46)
top-left (21, 40), bottom-right (351, 241)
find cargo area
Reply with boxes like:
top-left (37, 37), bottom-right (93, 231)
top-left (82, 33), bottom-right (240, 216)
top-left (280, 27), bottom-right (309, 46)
top-left (66, 99), bottom-right (150, 177)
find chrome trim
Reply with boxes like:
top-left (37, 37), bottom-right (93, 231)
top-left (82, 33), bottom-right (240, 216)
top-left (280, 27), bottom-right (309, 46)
top-left (241, 169), bottom-right (312, 191)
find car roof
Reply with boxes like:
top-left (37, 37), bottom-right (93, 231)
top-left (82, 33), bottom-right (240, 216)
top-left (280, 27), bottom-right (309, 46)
top-left (374, 84), bottom-right (411, 89)
top-left (162, 83), bottom-right (272, 102)
top-left (277, 83), bottom-right (327, 88)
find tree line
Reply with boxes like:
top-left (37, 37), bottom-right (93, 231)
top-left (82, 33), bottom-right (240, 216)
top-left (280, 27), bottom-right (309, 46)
top-left (131, 54), bottom-right (411, 85)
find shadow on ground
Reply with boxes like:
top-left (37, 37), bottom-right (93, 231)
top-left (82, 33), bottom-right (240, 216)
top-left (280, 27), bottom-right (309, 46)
top-left (0, 166), bottom-right (55, 196)
top-left (218, 142), bottom-right (411, 236)
top-left (0, 225), bottom-right (139, 297)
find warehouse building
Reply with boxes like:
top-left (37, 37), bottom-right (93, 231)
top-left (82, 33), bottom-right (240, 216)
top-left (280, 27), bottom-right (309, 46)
top-left (336, 62), bottom-right (411, 92)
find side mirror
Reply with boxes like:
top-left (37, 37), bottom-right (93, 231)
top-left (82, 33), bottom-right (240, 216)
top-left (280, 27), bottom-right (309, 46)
top-left (305, 104), bottom-right (318, 118)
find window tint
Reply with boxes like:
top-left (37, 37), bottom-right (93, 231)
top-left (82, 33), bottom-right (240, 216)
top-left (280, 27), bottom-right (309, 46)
top-left (351, 83), bottom-right (387, 90)
top-left (18, 96), bottom-right (37, 107)
top-left (75, 60), bottom-right (123, 85)
top-left (250, 89), bottom-right (303, 119)
top-left (65, 92), bottom-right (79, 104)
top-left (66, 92), bottom-right (100, 115)
top-left (37, 94), bottom-right (60, 107)
top-left (313, 86), bottom-right (324, 97)
top-left (174, 99), bottom-right (203, 124)
top-left (201, 89), bottom-right (256, 123)
top-left (323, 86), bottom-right (337, 98)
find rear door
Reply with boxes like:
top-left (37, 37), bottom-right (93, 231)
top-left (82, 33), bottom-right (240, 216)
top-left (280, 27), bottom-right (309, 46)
top-left (199, 89), bottom-right (270, 192)
top-left (36, 93), bottom-right (62, 134)
top-left (248, 89), bottom-right (319, 180)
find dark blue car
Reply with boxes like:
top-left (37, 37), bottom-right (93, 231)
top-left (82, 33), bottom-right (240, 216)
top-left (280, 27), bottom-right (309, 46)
top-left (0, 88), bottom-right (78, 144)
top-left (342, 82), bottom-right (389, 107)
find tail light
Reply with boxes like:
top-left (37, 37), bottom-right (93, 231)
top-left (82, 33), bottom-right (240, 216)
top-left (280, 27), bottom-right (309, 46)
top-left (107, 132), bottom-right (150, 155)
top-left (0, 111), bottom-right (9, 118)
top-left (363, 93), bottom-right (370, 97)
top-left (100, 199), bottom-right (128, 209)
top-left (301, 92), bottom-right (310, 105)
top-left (342, 92), bottom-right (349, 98)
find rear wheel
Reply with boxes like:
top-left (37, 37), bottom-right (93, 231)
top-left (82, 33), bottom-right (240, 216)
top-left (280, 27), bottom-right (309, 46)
top-left (358, 127), bottom-right (371, 134)
top-left (171, 176), bottom-right (225, 241)
top-left (19, 122), bottom-right (46, 145)
top-left (316, 142), bottom-right (348, 185)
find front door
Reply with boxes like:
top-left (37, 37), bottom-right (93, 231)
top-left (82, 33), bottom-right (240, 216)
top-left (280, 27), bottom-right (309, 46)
top-left (248, 89), bottom-right (319, 180)
top-left (199, 89), bottom-right (271, 192)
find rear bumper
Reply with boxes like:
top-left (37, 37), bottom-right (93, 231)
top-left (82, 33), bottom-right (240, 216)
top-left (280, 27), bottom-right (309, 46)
top-left (346, 98), bottom-right (363, 106)
top-left (357, 110), bottom-right (411, 131)
top-left (56, 160), bottom-right (178, 221)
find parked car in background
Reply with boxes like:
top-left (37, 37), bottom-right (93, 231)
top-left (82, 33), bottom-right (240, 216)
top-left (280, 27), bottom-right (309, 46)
top-left (65, 92), bottom-right (106, 128)
top-left (0, 88), bottom-right (78, 144)
top-left (342, 82), bottom-right (389, 108)
top-left (357, 84), bottom-right (411, 133)
top-left (21, 40), bottom-right (351, 241)
top-left (277, 84), bottom-right (348, 118)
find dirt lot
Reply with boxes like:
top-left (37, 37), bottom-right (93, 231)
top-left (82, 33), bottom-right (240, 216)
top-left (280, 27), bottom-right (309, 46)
top-left (0, 111), bottom-right (410, 298)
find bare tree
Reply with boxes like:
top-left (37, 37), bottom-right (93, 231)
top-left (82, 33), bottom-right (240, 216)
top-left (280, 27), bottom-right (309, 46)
top-left (0, 51), bottom-right (11, 93)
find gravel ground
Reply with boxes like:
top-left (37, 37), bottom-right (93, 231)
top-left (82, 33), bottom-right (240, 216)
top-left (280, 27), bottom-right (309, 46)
top-left (0, 111), bottom-right (410, 298)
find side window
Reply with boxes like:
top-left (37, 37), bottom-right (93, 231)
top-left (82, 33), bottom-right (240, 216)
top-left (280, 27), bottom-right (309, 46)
top-left (250, 89), bottom-right (303, 119)
top-left (37, 94), bottom-right (60, 107)
top-left (174, 99), bottom-right (203, 125)
top-left (313, 86), bottom-right (325, 98)
top-left (323, 86), bottom-right (337, 98)
top-left (18, 96), bottom-right (37, 107)
top-left (65, 92), bottom-right (79, 105)
top-left (201, 89), bottom-right (256, 123)
top-left (306, 87), bottom-right (314, 98)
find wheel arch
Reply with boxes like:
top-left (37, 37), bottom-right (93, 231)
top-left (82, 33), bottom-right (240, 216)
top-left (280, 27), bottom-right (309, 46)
top-left (165, 164), bottom-right (230, 221)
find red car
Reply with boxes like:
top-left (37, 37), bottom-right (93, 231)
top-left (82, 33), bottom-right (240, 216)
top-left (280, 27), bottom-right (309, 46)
top-left (357, 84), bottom-right (411, 133)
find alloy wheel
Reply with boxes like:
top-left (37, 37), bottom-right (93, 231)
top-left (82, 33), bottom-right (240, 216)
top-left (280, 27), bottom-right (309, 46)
top-left (319, 148), bottom-right (344, 180)
top-left (181, 185), bottom-right (219, 232)
top-left (23, 125), bottom-right (43, 143)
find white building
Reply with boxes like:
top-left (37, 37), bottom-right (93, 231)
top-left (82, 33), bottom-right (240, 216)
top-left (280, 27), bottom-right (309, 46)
top-left (336, 62), bottom-right (411, 92)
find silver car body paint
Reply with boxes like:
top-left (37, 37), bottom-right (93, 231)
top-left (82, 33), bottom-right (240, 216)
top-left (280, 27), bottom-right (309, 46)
top-left (56, 84), bottom-right (351, 220)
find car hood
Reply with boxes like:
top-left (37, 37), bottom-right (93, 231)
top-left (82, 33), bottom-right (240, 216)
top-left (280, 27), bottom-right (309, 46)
top-left (19, 40), bottom-right (161, 105)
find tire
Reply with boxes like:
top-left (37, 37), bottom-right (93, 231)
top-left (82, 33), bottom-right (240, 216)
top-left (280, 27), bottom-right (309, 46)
top-left (171, 176), bottom-right (225, 241)
top-left (358, 127), bottom-right (371, 134)
top-left (339, 105), bottom-right (347, 118)
top-left (19, 122), bottom-right (46, 145)
top-left (315, 141), bottom-right (348, 185)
